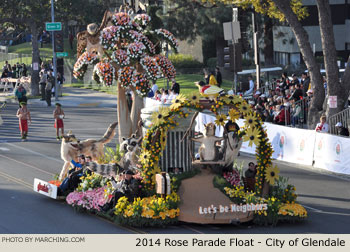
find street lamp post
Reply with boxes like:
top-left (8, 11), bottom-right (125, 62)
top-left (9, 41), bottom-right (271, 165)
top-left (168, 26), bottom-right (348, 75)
top-left (51, 0), bottom-right (58, 101)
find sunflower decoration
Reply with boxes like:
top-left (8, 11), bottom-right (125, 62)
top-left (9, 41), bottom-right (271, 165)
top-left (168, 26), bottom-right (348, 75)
top-left (244, 113), bottom-right (258, 129)
top-left (265, 164), bottom-right (280, 185)
top-left (228, 108), bottom-right (240, 122)
top-left (215, 114), bottom-right (227, 127)
top-left (170, 94), bottom-right (187, 110)
top-left (150, 164), bottom-right (162, 183)
top-left (239, 102), bottom-right (252, 115)
top-left (189, 92), bottom-right (200, 105)
top-left (243, 126), bottom-right (261, 147)
top-left (139, 150), bottom-right (152, 165)
top-left (151, 106), bottom-right (170, 127)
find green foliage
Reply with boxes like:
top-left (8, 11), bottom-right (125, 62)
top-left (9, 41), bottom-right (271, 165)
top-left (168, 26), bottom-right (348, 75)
top-left (270, 177), bottom-right (297, 204)
top-left (200, 0), bottom-right (309, 21)
top-left (202, 38), bottom-right (217, 65)
top-left (170, 168), bottom-right (201, 192)
top-left (213, 175), bottom-right (232, 191)
top-left (206, 57), bottom-right (217, 69)
top-left (147, 5), bottom-right (164, 30)
top-left (98, 144), bottom-right (123, 164)
top-left (168, 54), bottom-right (204, 69)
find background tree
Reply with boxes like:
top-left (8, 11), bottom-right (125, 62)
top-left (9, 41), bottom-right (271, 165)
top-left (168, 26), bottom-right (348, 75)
top-left (0, 0), bottom-right (107, 95)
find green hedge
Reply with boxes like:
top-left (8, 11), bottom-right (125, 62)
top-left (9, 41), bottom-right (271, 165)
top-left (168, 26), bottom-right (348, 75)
top-left (168, 54), bottom-right (204, 69)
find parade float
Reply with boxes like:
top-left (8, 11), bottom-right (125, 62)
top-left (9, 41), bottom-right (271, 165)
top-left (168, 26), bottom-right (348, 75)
top-left (34, 9), bottom-right (307, 227)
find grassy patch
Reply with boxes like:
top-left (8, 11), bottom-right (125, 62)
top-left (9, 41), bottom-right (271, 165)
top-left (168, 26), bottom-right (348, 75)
top-left (64, 74), bottom-right (233, 97)
top-left (8, 39), bottom-right (77, 57)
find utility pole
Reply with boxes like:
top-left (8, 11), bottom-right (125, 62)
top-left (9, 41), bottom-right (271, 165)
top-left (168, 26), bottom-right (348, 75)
top-left (252, 11), bottom-right (260, 90)
top-left (51, 0), bottom-right (58, 101)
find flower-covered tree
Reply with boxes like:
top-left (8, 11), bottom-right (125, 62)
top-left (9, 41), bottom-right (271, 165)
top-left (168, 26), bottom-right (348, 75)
top-left (73, 10), bottom-right (178, 141)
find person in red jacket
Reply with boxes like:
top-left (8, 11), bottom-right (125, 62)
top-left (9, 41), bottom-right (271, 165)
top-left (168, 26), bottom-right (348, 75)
top-left (274, 105), bottom-right (290, 125)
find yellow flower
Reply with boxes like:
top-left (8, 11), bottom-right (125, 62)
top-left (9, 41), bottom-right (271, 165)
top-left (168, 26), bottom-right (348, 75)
top-left (151, 107), bottom-right (170, 126)
top-left (239, 102), bottom-right (252, 115)
top-left (265, 165), bottom-right (280, 185)
top-left (150, 164), bottom-right (162, 182)
top-left (243, 127), bottom-right (261, 147)
top-left (188, 92), bottom-right (200, 105)
top-left (139, 150), bottom-right (152, 165)
top-left (228, 108), bottom-right (240, 122)
top-left (215, 113), bottom-right (227, 127)
top-left (169, 94), bottom-right (186, 110)
top-left (244, 114), bottom-right (258, 128)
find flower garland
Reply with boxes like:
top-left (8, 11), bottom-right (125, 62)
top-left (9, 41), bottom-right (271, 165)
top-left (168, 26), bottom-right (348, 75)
top-left (127, 42), bottom-right (146, 60)
top-left (132, 72), bottom-right (150, 97)
top-left (133, 14), bottom-right (151, 28)
top-left (111, 49), bottom-right (130, 67)
top-left (100, 26), bottom-right (122, 50)
top-left (73, 51), bottom-right (99, 80)
top-left (155, 28), bottom-right (179, 53)
top-left (155, 55), bottom-right (176, 80)
top-left (118, 66), bottom-right (134, 88)
top-left (93, 61), bottom-right (116, 86)
top-left (140, 56), bottom-right (162, 81)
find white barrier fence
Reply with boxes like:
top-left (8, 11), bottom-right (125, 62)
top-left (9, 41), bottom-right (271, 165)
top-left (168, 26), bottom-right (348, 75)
top-left (195, 113), bottom-right (350, 175)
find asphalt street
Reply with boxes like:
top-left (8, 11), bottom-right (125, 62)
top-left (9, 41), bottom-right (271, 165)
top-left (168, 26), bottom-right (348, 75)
top-left (0, 93), bottom-right (349, 234)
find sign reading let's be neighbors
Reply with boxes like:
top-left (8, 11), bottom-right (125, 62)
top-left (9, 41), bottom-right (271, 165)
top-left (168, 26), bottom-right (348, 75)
top-left (199, 203), bottom-right (268, 215)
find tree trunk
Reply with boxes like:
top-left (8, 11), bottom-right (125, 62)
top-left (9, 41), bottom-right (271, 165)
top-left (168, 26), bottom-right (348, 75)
top-left (117, 82), bottom-right (132, 143)
top-left (129, 85), bottom-right (144, 136)
top-left (215, 36), bottom-right (225, 68)
top-left (30, 23), bottom-right (40, 96)
top-left (263, 17), bottom-right (274, 66)
top-left (273, 0), bottom-right (324, 129)
top-left (317, 0), bottom-right (348, 119)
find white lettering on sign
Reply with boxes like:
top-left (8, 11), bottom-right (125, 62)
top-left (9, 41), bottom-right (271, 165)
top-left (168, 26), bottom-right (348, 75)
top-left (199, 203), bottom-right (268, 215)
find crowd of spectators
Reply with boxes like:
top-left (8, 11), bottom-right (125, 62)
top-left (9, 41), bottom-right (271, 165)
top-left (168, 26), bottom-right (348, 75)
top-left (1, 60), bottom-right (28, 78)
top-left (242, 72), bottom-right (313, 128)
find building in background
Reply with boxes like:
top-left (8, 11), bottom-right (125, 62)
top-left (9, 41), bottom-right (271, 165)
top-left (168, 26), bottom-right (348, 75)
top-left (273, 0), bottom-right (350, 66)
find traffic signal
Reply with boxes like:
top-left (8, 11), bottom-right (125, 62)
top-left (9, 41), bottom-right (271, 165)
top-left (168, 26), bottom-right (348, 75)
top-left (54, 31), bottom-right (64, 52)
top-left (223, 43), bottom-right (242, 72)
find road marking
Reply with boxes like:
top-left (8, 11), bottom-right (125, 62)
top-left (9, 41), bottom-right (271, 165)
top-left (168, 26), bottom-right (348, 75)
top-left (181, 225), bottom-right (205, 234)
top-left (0, 154), bottom-right (56, 176)
top-left (0, 170), bottom-right (32, 189)
top-left (303, 204), bottom-right (350, 216)
top-left (5, 142), bottom-right (62, 163)
top-left (79, 102), bottom-right (101, 107)
top-left (0, 147), bottom-right (10, 151)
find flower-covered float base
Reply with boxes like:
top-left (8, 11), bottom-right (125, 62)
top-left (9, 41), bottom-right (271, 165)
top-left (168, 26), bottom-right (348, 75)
top-left (60, 93), bottom-right (308, 227)
top-left (178, 169), bottom-right (253, 224)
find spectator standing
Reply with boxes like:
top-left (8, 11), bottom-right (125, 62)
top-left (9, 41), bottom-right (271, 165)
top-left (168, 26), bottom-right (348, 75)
top-left (335, 122), bottom-right (349, 136)
top-left (15, 84), bottom-right (27, 107)
top-left (301, 72), bottom-right (310, 96)
top-left (244, 76), bottom-right (255, 96)
top-left (171, 79), bottom-right (180, 94)
top-left (46, 71), bottom-right (54, 106)
top-left (16, 102), bottom-right (31, 141)
top-left (39, 69), bottom-right (47, 101)
top-left (53, 103), bottom-right (65, 140)
top-left (290, 84), bottom-right (303, 101)
top-left (216, 67), bottom-right (222, 87)
top-left (209, 71), bottom-right (218, 86)
top-left (315, 115), bottom-right (329, 133)
top-left (203, 68), bottom-right (210, 84)
top-left (151, 80), bottom-right (158, 95)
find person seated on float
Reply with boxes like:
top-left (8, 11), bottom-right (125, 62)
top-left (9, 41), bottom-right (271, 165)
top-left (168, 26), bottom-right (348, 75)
top-left (58, 155), bottom-right (91, 195)
top-left (245, 162), bottom-right (257, 178)
top-left (244, 162), bottom-right (257, 192)
top-left (113, 170), bottom-right (139, 202)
